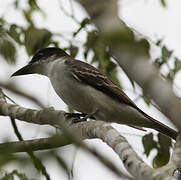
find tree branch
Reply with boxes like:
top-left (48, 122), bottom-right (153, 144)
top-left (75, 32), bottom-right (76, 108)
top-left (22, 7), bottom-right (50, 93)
top-left (0, 89), bottom-right (133, 179)
top-left (0, 88), bottom-right (155, 179)
top-left (0, 90), bottom-right (69, 127)
top-left (0, 120), bottom-right (154, 179)
top-left (0, 89), bottom-right (51, 180)
top-left (1, 86), bottom-right (178, 179)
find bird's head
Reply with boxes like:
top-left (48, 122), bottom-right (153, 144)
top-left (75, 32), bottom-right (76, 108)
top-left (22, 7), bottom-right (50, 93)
top-left (11, 47), bottom-right (69, 77)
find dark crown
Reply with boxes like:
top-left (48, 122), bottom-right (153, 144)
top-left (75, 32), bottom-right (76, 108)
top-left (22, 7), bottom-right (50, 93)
top-left (29, 47), bottom-right (69, 64)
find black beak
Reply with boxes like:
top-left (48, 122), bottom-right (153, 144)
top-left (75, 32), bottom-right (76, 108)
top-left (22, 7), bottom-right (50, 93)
top-left (11, 64), bottom-right (35, 77)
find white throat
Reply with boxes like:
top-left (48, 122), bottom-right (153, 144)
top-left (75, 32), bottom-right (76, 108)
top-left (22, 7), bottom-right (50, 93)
top-left (43, 56), bottom-right (68, 77)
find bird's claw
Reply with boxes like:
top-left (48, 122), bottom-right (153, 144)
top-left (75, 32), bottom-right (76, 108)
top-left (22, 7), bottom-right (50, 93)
top-left (72, 109), bottom-right (99, 124)
top-left (65, 112), bottom-right (86, 119)
top-left (72, 117), bottom-right (87, 123)
top-left (64, 112), bottom-right (87, 123)
top-left (65, 109), bottom-right (99, 124)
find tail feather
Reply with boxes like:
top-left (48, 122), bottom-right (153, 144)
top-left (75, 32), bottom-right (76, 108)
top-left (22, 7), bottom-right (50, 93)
top-left (153, 122), bottom-right (178, 140)
top-left (138, 108), bottom-right (178, 140)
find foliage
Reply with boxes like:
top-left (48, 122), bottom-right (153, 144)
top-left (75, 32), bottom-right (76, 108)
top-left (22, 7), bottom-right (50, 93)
top-left (0, 19), bottom-right (17, 63)
top-left (1, 170), bottom-right (34, 180)
top-left (83, 30), bottom-right (121, 87)
top-left (0, 0), bottom-right (58, 64)
top-left (142, 133), bottom-right (172, 168)
top-left (160, 0), bottom-right (167, 7)
top-left (0, 0), bottom-right (180, 179)
top-left (154, 40), bottom-right (181, 83)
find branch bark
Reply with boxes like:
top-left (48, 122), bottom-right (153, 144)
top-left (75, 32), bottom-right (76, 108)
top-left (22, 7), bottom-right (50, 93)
top-left (1, 85), bottom-right (179, 179)
top-left (0, 88), bottom-right (156, 179)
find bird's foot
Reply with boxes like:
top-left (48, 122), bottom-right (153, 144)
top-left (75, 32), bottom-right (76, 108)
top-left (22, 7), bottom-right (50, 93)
top-left (69, 109), bottom-right (99, 124)
top-left (72, 117), bottom-right (87, 123)
top-left (74, 109), bottom-right (99, 123)
top-left (65, 112), bottom-right (87, 119)
top-left (65, 112), bottom-right (87, 123)
top-left (80, 108), bottom-right (99, 122)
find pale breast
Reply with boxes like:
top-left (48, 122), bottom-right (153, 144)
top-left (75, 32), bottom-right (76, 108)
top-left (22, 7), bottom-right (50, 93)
top-left (48, 60), bottom-right (96, 113)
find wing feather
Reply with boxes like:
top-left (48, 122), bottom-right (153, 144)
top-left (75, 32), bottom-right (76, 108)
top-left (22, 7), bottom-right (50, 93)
top-left (66, 59), bottom-right (138, 109)
top-left (65, 59), bottom-right (178, 140)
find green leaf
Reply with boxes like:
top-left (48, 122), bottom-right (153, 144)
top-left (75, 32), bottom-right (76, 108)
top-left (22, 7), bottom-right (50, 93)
top-left (80, 18), bottom-right (90, 27)
top-left (142, 133), bottom-right (157, 157)
top-left (158, 133), bottom-right (172, 149)
top-left (84, 30), bottom-right (122, 87)
top-left (23, 10), bottom-right (34, 25)
top-left (23, 0), bottom-right (44, 26)
top-left (166, 57), bottom-right (181, 82)
top-left (152, 133), bottom-right (171, 168)
top-left (105, 61), bottom-right (121, 87)
top-left (69, 45), bottom-right (78, 58)
top-left (142, 132), bottom-right (172, 168)
top-left (156, 39), bottom-right (162, 46)
top-left (24, 26), bottom-right (52, 56)
top-left (154, 58), bottom-right (163, 67)
top-left (84, 31), bottom-right (98, 52)
top-left (160, 0), bottom-right (167, 7)
top-left (174, 57), bottom-right (181, 74)
top-left (14, 0), bottom-right (19, 8)
top-left (161, 46), bottom-right (173, 62)
top-left (8, 24), bottom-right (22, 44)
top-left (73, 18), bottom-right (90, 37)
top-left (0, 38), bottom-right (16, 63)
top-left (1, 170), bottom-right (33, 180)
top-left (152, 151), bottom-right (169, 168)
top-left (28, 0), bottom-right (40, 11)
top-left (167, 70), bottom-right (175, 82)
top-left (0, 23), bottom-right (6, 37)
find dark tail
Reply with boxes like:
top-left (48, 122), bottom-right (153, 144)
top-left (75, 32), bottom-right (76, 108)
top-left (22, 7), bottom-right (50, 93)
top-left (151, 119), bottom-right (178, 140)
top-left (137, 108), bottom-right (178, 140)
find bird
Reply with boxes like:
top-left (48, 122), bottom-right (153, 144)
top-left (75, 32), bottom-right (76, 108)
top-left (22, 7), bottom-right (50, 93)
top-left (11, 47), bottom-right (178, 140)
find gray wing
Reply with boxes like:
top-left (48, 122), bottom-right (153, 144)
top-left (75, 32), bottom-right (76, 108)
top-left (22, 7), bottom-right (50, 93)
top-left (65, 59), bottom-right (178, 139)
top-left (65, 59), bottom-right (139, 110)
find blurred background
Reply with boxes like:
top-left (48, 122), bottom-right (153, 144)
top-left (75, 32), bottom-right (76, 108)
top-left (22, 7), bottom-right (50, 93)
top-left (0, 0), bottom-right (181, 179)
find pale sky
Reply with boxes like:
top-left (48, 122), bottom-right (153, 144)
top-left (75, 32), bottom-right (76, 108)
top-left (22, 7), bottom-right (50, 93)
top-left (0, 0), bottom-right (181, 179)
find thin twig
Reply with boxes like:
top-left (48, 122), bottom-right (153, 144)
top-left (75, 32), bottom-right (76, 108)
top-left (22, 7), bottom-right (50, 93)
top-left (0, 89), bottom-right (50, 180)
top-left (10, 117), bottom-right (51, 180)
